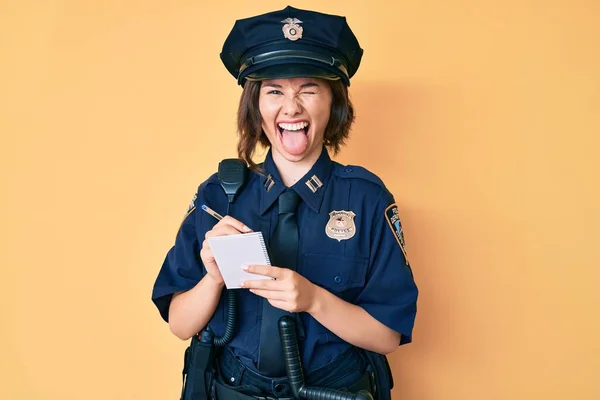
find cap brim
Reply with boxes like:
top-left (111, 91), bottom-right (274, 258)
top-left (242, 64), bottom-right (343, 85)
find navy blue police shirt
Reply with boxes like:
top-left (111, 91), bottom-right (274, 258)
top-left (152, 147), bottom-right (418, 373)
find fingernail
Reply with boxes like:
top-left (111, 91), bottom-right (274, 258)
top-left (241, 264), bottom-right (249, 271)
top-left (239, 281), bottom-right (246, 288)
top-left (242, 225), bottom-right (252, 232)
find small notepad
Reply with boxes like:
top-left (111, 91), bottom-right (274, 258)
top-left (207, 232), bottom-right (272, 289)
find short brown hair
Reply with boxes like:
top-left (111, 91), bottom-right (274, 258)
top-left (236, 80), bottom-right (355, 172)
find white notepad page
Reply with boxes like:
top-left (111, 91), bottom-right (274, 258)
top-left (207, 232), bottom-right (272, 289)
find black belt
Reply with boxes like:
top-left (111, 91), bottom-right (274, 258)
top-left (214, 374), bottom-right (372, 400)
top-left (213, 360), bottom-right (373, 400)
top-left (215, 381), bottom-right (281, 400)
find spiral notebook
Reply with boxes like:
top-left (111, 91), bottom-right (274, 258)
top-left (207, 232), bottom-right (272, 289)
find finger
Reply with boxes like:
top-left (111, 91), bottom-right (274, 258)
top-left (247, 289), bottom-right (288, 301)
top-left (244, 264), bottom-right (285, 278)
top-left (205, 224), bottom-right (246, 238)
top-left (242, 278), bottom-right (282, 291)
top-left (248, 290), bottom-right (292, 311)
top-left (216, 215), bottom-right (252, 233)
top-left (199, 245), bottom-right (214, 261)
top-left (206, 225), bottom-right (243, 237)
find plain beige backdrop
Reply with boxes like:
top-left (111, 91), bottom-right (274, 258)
top-left (1, 0), bottom-right (599, 399)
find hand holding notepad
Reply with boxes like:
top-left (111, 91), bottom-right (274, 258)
top-left (207, 232), bottom-right (272, 289)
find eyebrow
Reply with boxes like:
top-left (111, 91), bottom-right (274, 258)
top-left (262, 82), bottom-right (320, 89)
top-left (299, 82), bottom-right (319, 88)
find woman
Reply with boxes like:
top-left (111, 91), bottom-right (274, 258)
top-left (152, 6), bottom-right (418, 399)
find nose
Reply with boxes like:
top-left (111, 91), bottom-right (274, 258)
top-left (282, 95), bottom-right (302, 116)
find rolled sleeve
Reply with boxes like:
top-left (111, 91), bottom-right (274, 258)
top-left (357, 193), bottom-right (418, 345)
top-left (151, 198), bottom-right (206, 322)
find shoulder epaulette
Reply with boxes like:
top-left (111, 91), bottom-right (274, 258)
top-left (201, 172), bottom-right (220, 187)
top-left (334, 164), bottom-right (386, 189)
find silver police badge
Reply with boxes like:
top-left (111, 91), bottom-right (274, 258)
top-left (325, 210), bottom-right (356, 241)
top-left (281, 18), bottom-right (303, 41)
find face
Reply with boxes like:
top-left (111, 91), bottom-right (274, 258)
top-left (259, 77), bottom-right (332, 166)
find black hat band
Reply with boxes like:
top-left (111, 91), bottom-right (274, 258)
top-left (238, 49), bottom-right (349, 80)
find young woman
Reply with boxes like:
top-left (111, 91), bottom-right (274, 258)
top-left (152, 6), bottom-right (418, 399)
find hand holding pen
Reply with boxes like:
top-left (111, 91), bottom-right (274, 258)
top-left (201, 204), bottom-right (252, 233)
top-left (199, 204), bottom-right (253, 285)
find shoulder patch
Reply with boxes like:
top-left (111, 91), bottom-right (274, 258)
top-left (335, 165), bottom-right (386, 189)
top-left (384, 203), bottom-right (409, 264)
top-left (184, 193), bottom-right (197, 217)
top-left (177, 192), bottom-right (197, 232)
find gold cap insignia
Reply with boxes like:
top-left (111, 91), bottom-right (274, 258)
top-left (325, 210), bottom-right (356, 241)
top-left (281, 17), bottom-right (303, 41)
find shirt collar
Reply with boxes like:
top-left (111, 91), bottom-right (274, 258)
top-left (259, 147), bottom-right (333, 215)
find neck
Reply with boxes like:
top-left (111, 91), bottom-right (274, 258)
top-left (272, 148), bottom-right (323, 187)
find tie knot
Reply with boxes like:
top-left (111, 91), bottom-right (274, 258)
top-left (278, 190), bottom-right (300, 215)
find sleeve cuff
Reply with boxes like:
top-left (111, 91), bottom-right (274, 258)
top-left (360, 302), bottom-right (416, 346)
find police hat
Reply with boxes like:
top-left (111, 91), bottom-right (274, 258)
top-left (220, 6), bottom-right (363, 86)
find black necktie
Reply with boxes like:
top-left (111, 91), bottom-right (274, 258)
top-left (257, 189), bottom-right (301, 376)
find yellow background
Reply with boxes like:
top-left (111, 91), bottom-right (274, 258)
top-left (1, 0), bottom-right (599, 399)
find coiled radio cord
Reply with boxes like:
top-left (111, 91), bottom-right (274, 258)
top-left (278, 316), bottom-right (374, 400)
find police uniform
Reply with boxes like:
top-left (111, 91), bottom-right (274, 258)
top-left (152, 6), bottom-right (418, 400)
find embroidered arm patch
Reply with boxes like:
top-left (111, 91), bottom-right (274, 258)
top-left (184, 193), bottom-right (197, 218)
top-left (385, 203), bottom-right (409, 264)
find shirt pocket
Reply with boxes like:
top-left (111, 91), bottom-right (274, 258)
top-left (301, 253), bottom-right (369, 301)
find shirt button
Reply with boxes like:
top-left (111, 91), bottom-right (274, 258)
top-left (334, 275), bottom-right (342, 284)
top-left (230, 377), bottom-right (235, 383)
top-left (345, 167), bottom-right (353, 172)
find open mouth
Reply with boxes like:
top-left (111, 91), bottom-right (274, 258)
top-left (276, 121), bottom-right (311, 155)
top-left (277, 121), bottom-right (310, 136)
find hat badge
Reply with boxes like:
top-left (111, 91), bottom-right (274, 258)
top-left (281, 17), bottom-right (303, 41)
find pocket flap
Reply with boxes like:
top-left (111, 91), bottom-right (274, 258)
top-left (301, 254), bottom-right (368, 292)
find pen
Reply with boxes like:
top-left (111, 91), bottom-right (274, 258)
top-left (201, 204), bottom-right (224, 221)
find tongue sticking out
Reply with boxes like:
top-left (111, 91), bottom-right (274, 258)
top-left (280, 129), bottom-right (309, 155)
